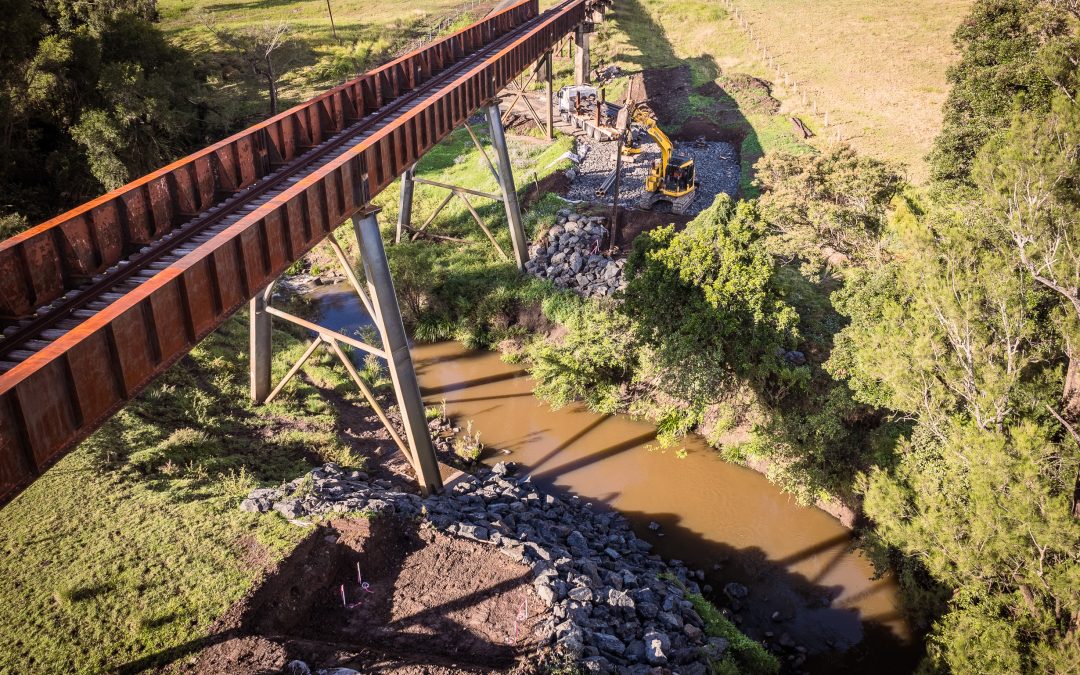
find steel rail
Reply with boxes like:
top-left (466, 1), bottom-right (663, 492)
top-left (0, 1), bottom-right (546, 367)
top-left (0, 1), bottom-right (565, 369)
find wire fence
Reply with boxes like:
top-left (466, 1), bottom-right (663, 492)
top-left (393, 0), bottom-right (490, 57)
top-left (721, 0), bottom-right (848, 143)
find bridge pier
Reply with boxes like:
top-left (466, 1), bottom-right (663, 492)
top-left (574, 25), bottom-right (591, 85)
top-left (396, 164), bottom-right (416, 244)
top-left (354, 209), bottom-right (443, 495)
top-left (249, 287), bottom-right (272, 403)
top-left (488, 103), bottom-right (528, 270)
top-left (249, 210), bottom-right (443, 495)
top-left (394, 107), bottom-right (527, 271)
top-left (545, 50), bottom-right (554, 140)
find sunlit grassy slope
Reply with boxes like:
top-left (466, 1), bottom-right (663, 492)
top-left (0, 315), bottom-right (370, 672)
top-left (592, 0), bottom-right (967, 183)
top-left (157, 0), bottom-right (490, 113)
top-left (728, 0), bottom-right (970, 183)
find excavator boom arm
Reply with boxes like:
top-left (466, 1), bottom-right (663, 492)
top-left (631, 107), bottom-right (672, 174)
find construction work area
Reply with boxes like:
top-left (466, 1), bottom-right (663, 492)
top-left (563, 135), bottom-right (739, 216)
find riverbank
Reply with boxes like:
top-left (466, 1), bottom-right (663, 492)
top-left (212, 461), bottom-right (777, 674)
top-left (411, 341), bottom-right (916, 673)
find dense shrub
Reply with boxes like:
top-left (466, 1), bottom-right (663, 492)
top-left (755, 145), bottom-right (904, 266)
top-left (623, 196), bottom-right (800, 396)
top-left (928, 0), bottom-right (1078, 184)
top-left (527, 295), bottom-right (638, 414)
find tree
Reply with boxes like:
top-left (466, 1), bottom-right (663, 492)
top-left (623, 195), bottom-right (800, 403)
top-left (929, 0), bottom-right (1078, 184)
top-left (862, 421), bottom-right (1080, 673)
top-left (828, 195), bottom-right (1050, 440)
top-left (0, 0), bottom-right (221, 229)
top-left (754, 145), bottom-right (904, 268)
top-left (207, 20), bottom-right (292, 116)
top-left (977, 95), bottom-right (1080, 421)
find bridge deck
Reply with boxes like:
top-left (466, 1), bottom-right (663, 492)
top-left (0, 0), bottom-right (600, 504)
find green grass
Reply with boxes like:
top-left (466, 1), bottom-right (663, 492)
top-left (0, 314), bottom-right (371, 672)
top-left (588, 0), bottom-right (967, 186)
top-left (721, 0), bottom-right (969, 183)
top-left (158, 0), bottom-right (490, 120)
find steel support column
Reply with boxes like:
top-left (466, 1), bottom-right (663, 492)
top-left (574, 25), bottom-right (591, 85)
top-left (487, 104), bottom-right (528, 270)
top-left (396, 164), bottom-right (416, 244)
top-left (250, 288), bottom-right (272, 403)
top-left (545, 50), bottom-right (554, 140)
top-left (353, 210), bottom-right (443, 495)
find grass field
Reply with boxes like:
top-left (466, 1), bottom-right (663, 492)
top-left (590, 0), bottom-right (813, 194)
top-left (0, 315), bottom-right (377, 672)
top-left (591, 0), bottom-right (968, 184)
top-left (727, 0), bottom-right (970, 183)
top-left (158, 0), bottom-right (491, 117)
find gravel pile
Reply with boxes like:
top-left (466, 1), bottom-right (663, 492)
top-left (564, 138), bottom-right (740, 216)
top-left (242, 462), bottom-right (731, 674)
top-left (524, 209), bottom-right (626, 298)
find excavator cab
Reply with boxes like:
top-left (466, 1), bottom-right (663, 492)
top-left (649, 153), bottom-right (696, 196)
top-left (627, 102), bottom-right (698, 212)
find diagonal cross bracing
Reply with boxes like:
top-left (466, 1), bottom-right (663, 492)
top-left (0, 0), bottom-right (602, 504)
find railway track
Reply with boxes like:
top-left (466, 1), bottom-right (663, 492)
top-left (0, 0), bottom-right (601, 502)
top-left (0, 1), bottom-right (559, 372)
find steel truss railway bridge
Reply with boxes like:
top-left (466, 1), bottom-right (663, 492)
top-left (0, 0), bottom-right (610, 504)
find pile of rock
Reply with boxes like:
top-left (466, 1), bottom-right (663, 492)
top-left (525, 210), bottom-right (627, 298)
top-left (239, 465), bottom-right (424, 520)
top-left (241, 462), bottom-right (729, 674)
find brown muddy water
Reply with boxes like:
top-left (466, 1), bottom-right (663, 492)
top-left (312, 285), bottom-right (918, 673)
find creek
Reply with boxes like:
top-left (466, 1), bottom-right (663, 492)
top-left (312, 283), bottom-right (917, 672)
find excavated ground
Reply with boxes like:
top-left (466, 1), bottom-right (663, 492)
top-left (182, 518), bottom-right (546, 674)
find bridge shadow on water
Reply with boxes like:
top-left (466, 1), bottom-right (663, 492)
top-left (413, 345), bottom-right (921, 673)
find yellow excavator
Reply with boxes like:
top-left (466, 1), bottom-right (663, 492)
top-left (618, 102), bottom-right (698, 213)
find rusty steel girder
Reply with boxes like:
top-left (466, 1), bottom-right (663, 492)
top-left (0, 1), bottom-right (539, 320)
top-left (0, 0), bottom-right (589, 502)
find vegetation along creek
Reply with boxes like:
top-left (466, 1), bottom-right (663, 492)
top-left (313, 282), bottom-right (916, 672)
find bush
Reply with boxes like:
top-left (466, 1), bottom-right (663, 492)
top-left (526, 295), bottom-right (637, 414)
top-left (682, 588), bottom-right (779, 674)
top-left (623, 195), bottom-right (799, 398)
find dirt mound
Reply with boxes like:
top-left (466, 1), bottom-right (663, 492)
top-left (716, 73), bottom-right (780, 115)
top-left (523, 170), bottom-right (570, 210)
top-left (186, 517), bottom-right (544, 674)
top-left (641, 65), bottom-right (694, 126)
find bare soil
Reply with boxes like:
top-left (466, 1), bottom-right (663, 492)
top-left (181, 517), bottom-right (545, 674)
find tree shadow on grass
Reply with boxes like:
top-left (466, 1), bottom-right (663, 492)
top-left (117, 516), bottom-right (539, 673)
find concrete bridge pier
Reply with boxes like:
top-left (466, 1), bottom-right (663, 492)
top-left (574, 24), bottom-right (591, 85)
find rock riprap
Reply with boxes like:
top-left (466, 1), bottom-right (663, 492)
top-left (525, 210), bottom-right (627, 298)
top-left (241, 462), bottom-right (728, 674)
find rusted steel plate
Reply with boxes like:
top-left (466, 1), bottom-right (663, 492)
top-left (0, 0), bottom-right (539, 320)
top-left (0, 0), bottom-right (585, 503)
